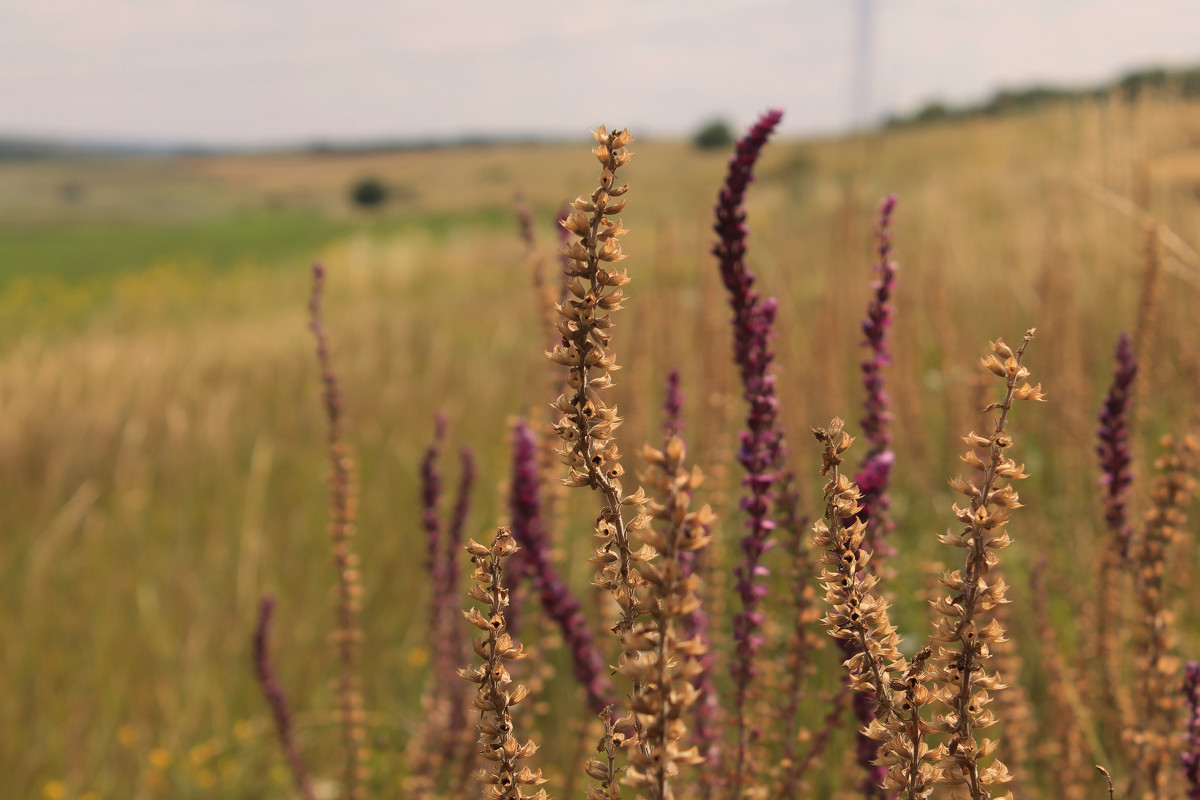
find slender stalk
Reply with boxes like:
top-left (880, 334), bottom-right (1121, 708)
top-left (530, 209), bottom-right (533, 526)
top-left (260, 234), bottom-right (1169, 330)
top-left (930, 330), bottom-right (1043, 800)
top-left (253, 595), bottom-right (317, 800)
top-left (1095, 331), bottom-right (1138, 725)
top-left (460, 529), bottom-right (550, 800)
top-left (712, 108), bottom-right (787, 798)
top-left (309, 263), bottom-right (367, 799)
top-left (811, 419), bottom-right (938, 800)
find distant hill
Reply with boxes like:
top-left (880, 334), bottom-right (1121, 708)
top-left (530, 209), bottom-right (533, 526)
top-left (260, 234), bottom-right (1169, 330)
top-left (0, 136), bottom-right (215, 161)
top-left (0, 132), bottom-right (575, 162)
top-left (5, 64), bottom-right (1200, 159)
top-left (885, 64), bottom-right (1200, 129)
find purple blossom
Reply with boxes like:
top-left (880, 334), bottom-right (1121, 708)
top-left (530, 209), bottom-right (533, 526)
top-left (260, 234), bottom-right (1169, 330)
top-left (713, 107), bottom-right (786, 794)
top-left (853, 690), bottom-right (890, 799)
top-left (420, 415), bottom-right (461, 686)
top-left (853, 194), bottom-right (898, 559)
top-left (443, 446), bottom-right (476, 733)
top-left (663, 367), bottom-right (684, 437)
top-left (253, 595), bottom-right (316, 800)
top-left (774, 467), bottom-right (818, 800)
top-left (508, 419), bottom-right (613, 714)
top-left (444, 446), bottom-right (476, 611)
top-left (1098, 331), bottom-right (1138, 557)
top-left (1183, 662), bottom-right (1200, 799)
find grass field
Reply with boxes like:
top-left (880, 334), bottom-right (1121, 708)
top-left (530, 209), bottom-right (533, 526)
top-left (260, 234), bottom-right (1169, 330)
top-left (4, 94), bottom-right (1200, 799)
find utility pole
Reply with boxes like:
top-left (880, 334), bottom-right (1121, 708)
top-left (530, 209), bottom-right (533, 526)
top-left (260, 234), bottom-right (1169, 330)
top-left (851, 0), bottom-right (875, 131)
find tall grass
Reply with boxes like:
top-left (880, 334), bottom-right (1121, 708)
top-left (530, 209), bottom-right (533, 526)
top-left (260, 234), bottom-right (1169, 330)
top-left (253, 111), bottom-right (1192, 800)
top-left (3, 93), bottom-right (1200, 799)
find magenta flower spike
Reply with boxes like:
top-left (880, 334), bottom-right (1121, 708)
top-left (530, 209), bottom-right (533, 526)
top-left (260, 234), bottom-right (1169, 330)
top-left (853, 194), bottom-right (898, 559)
top-left (508, 419), bottom-right (614, 714)
top-left (713, 107), bottom-right (787, 795)
top-left (1098, 331), bottom-right (1138, 553)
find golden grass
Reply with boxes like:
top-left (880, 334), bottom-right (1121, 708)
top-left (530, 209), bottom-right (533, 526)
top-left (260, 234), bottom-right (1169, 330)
top-left (3, 93), bottom-right (1200, 797)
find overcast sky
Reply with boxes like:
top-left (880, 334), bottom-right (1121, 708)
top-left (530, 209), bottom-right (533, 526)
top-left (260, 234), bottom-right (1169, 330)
top-left (3, 0), bottom-right (1199, 146)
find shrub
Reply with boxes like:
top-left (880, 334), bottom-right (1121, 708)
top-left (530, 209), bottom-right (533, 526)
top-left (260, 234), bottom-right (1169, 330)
top-left (692, 119), bottom-right (734, 150)
top-left (350, 177), bottom-right (388, 209)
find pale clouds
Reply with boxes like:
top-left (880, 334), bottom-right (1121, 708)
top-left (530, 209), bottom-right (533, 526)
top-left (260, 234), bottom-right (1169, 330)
top-left (1, 0), bottom-right (1197, 145)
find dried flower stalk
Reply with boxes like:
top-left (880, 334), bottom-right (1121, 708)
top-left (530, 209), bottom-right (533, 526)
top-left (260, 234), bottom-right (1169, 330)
top-left (1128, 434), bottom-right (1199, 799)
top-left (460, 528), bottom-right (550, 800)
top-left (309, 262), bottom-right (368, 799)
top-left (1183, 662), bottom-right (1200, 800)
top-left (624, 427), bottom-right (714, 800)
top-left (842, 192), bottom-right (901, 800)
top-left (987, 575), bottom-right (1034, 798)
top-left (772, 466), bottom-right (826, 800)
top-left (1029, 561), bottom-right (1090, 800)
top-left (548, 126), bottom-right (648, 641)
top-left (929, 329), bottom-right (1043, 800)
top-left (812, 418), bottom-right (942, 800)
top-left (584, 707), bottom-right (624, 800)
top-left (517, 192), bottom-right (572, 542)
top-left (661, 372), bottom-right (722, 798)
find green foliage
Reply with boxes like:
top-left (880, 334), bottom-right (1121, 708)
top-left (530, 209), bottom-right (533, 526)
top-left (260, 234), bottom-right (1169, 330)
top-left (692, 119), bottom-right (734, 150)
top-left (0, 213), bottom-right (346, 286)
top-left (350, 177), bottom-right (389, 209)
top-left (886, 63), bottom-right (1200, 128)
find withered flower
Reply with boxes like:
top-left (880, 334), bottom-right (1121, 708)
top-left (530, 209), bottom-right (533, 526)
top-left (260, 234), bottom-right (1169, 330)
top-left (812, 418), bottom-right (944, 800)
top-left (623, 429), bottom-right (715, 800)
top-left (548, 126), bottom-right (650, 642)
top-left (459, 528), bottom-right (550, 800)
top-left (928, 329), bottom-right (1042, 800)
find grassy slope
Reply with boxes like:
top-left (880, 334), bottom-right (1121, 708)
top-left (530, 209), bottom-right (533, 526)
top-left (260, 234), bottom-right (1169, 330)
top-left (2, 97), bottom-right (1200, 798)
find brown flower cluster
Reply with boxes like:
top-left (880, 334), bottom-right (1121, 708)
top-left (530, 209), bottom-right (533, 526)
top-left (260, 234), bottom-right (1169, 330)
top-left (1128, 433), bottom-right (1199, 798)
top-left (583, 706), bottom-right (624, 800)
top-left (460, 528), bottom-right (549, 800)
top-left (928, 330), bottom-right (1043, 800)
top-left (623, 435), bottom-right (715, 800)
top-left (812, 331), bottom-right (1042, 800)
top-left (547, 126), bottom-right (650, 638)
top-left (812, 418), bottom-right (942, 800)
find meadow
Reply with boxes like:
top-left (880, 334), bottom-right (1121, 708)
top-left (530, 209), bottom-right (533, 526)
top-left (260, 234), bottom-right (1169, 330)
top-left (3, 93), bottom-right (1200, 799)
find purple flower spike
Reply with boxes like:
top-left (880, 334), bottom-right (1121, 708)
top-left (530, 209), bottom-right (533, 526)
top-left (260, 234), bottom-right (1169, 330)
top-left (445, 447), bottom-right (475, 604)
top-left (443, 446), bottom-right (476, 729)
top-left (853, 194), bottom-right (898, 559)
top-left (853, 690), bottom-right (891, 799)
top-left (663, 367), bottom-right (684, 437)
top-left (508, 419), bottom-right (614, 714)
top-left (421, 415), bottom-right (460, 684)
top-left (1098, 331), bottom-right (1138, 554)
top-left (713, 107), bottom-right (787, 797)
top-left (253, 595), bottom-right (317, 800)
top-left (1183, 662), bottom-right (1200, 799)
top-left (838, 195), bottom-right (902, 800)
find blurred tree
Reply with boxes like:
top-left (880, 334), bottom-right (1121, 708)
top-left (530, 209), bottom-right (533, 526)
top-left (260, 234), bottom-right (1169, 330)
top-left (693, 119), bottom-right (734, 150)
top-left (350, 177), bottom-right (388, 209)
